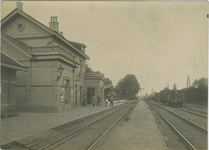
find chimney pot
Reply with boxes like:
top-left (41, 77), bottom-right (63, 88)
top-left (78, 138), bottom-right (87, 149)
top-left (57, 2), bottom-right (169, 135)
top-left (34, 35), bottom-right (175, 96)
top-left (49, 16), bottom-right (59, 32)
top-left (16, 2), bottom-right (23, 11)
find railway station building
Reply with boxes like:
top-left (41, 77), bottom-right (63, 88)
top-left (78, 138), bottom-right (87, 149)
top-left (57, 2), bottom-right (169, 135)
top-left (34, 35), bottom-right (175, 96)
top-left (1, 2), bottom-right (105, 112)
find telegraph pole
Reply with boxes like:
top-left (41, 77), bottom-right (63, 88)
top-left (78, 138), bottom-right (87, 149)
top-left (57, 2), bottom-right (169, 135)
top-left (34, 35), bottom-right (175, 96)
top-left (186, 76), bottom-right (191, 103)
top-left (187, 76), bottom-right (190, 88)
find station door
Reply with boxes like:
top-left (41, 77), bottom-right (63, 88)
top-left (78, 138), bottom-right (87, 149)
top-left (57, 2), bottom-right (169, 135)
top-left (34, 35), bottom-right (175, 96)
top-left (87, 88), bottom-right (95, 105)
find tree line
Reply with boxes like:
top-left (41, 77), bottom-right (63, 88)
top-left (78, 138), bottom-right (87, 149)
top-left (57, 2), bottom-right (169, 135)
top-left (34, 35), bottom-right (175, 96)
top-left (104, 74), bottom-right (140, 100)
top-left (86, 63), bottom-right (140, 100)
top-left (162, 77), bottom-right (208, 105)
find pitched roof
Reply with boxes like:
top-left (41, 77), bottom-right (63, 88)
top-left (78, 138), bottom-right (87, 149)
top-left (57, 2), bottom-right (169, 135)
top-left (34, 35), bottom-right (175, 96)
top-left (1, 33), bottom-right (32, 59)
top-left (1, 8), bottom-right (90, 60)
top-left (2, 33), bottom-right (28, 50)
top-left (1, 51), bottom-right (28, 71)
top-left (107, 92), bottom-right (118, 97)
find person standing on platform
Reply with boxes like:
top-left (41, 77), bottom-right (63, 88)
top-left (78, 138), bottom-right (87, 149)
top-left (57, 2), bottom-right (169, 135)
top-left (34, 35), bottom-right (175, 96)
top-left (110, 96), bottom-right (114, 107)
top-left (83, 95), bottom-right (86, 107)
top-left (82, 95), bottom-right (86, 107)
top-left (92, 95), bottom-right (97, 107)
top-left (82, 97), bottom-right (84, 107)
top-left (105, 98), bottom-right (108, 107)
top-left (91, 95), bottom-right (95, 107)
top-left (97, 95), bottom-right (102, 106)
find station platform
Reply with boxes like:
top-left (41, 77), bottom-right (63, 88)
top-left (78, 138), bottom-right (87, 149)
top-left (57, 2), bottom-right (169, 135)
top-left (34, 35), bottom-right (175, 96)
top-left (95, 100), bottom-right (168, 150)
top-left (0, 100), bottom-right (126, 146)
top-left (0, 100), bottom-right (168, 150)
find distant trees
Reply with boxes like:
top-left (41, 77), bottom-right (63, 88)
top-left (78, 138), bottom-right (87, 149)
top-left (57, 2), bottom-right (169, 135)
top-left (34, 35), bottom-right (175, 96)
top-left (116, 74), bottom-right (140, 99)
top-left (104, 78), bottom-right (113, 99)
top-left (173, 84), bottom-right (177, 90)
top-left (86, 64), bottom-right (92, 72)
top-left (104, 78), bottom-right (113, 87)
top-left (185, 77), bottom-right (208, 104)
top-left (164, 87), bottom-right (169, 91)
top-left (193, 77), bottom-right (208, 88)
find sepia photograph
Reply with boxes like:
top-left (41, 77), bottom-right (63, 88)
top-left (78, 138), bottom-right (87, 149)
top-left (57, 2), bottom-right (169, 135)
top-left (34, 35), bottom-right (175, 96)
top-left (0, 1), bottom-right (208, 150)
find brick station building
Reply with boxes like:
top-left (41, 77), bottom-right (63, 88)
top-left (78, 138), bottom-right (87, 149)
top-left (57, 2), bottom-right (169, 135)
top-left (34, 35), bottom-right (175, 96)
top-left (1, 2), bottom-right (105, 112)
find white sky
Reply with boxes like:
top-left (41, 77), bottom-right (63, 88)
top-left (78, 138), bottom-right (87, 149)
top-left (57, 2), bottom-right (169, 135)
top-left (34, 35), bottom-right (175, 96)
top-left (1, 1), bottom-right (208, 95)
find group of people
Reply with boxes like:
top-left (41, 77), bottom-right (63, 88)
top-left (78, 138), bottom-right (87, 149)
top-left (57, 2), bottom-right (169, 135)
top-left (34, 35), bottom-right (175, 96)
top-left (82, 95), bottom-right (114, 107)
top-left (105, 96), bottom-right (114, 107)
top-left (91, 95), bottom-right (103, 107)
top-left (90, 95), bottom-right (114, 107)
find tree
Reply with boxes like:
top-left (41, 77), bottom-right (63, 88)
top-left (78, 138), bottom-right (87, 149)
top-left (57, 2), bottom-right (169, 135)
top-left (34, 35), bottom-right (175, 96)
top-left (104, 78), bottom-right (113, 86)
top-left (164, 87), bottom-right (169, 91)
top-left (173, 84), bottom-right (177, 90)
top-left (104, 78), bottom-right (113, 98)
top-left (192, 78), bottom-right (208, 87)
top-left (198, 78), bottom-right (208, 87)
top-left (86, 64), bottom-right (92, 72)
top-left (193, 79), bottom-right (199, 87)
top-left (104, 86), bottom-right (113, 98)
top-left (116, 74), bottom-right (140, 99)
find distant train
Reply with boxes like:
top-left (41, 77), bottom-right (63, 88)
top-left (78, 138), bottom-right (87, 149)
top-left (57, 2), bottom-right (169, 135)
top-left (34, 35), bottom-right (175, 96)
top-left (155, 90), bottom-right (185, 107)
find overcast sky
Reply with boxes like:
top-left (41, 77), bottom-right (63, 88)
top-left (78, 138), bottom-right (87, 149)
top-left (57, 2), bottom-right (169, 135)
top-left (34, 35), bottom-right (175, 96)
top-left (1, 1), bottom-right (208, 95)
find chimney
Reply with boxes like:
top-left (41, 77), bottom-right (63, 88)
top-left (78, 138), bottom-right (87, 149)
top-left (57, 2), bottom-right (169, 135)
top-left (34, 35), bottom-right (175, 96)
top-left (16, 1), bottom-right (23, 11)
top-left (49, 16), bottom-right (59, 33)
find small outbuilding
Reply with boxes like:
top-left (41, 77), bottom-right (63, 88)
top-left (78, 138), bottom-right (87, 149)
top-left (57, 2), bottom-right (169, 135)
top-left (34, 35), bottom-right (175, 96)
top-left (1, 51), bottom-right (28, 117)
top-left (106, 92), bottom-right (118, 100)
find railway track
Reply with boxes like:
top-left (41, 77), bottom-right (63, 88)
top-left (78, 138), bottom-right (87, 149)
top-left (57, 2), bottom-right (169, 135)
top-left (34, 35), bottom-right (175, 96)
top-left (43, 101), bottom-right (138, 150)
top-left (149, 101), bottom-right (207, 129)
top-left (146, 100), bottom-right (207, 150)
top-left (4, 100), bottom-right (138, 150)
top-left (177, 108), bottom-right (207, 118)
top-left (151, 101), bottom-right (207, 119)
top-left (181, 107), bottom-right (207, 115)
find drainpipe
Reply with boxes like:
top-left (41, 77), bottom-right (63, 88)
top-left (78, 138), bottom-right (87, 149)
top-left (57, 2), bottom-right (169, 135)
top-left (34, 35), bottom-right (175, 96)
top-left (9, 77), bottom-right (11, 112)
top-left (73, 68), bottom-right (75, 109)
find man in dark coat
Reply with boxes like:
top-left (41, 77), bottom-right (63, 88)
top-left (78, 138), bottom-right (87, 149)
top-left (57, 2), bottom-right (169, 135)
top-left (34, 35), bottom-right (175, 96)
top-left (110, 96), bottom-right (114, 107)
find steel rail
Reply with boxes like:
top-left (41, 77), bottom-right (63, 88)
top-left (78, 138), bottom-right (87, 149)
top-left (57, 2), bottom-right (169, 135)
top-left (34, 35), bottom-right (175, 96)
top-left (149, 101), bottom-right (207, 132)
top-left (87, 105), bottom-right (136, 150)
top-left (147, 102), bottom-right (197, 150)
top-left (177, 108), bottom-right (207, 118)
top-left (38, 102), bottom-right (136, 150)
top-left (37, 107), bottom-right (125, 150)
top-left (181, 107), bottom-right (207, 115)
top-left (150, 101), bottom-right (207, 118)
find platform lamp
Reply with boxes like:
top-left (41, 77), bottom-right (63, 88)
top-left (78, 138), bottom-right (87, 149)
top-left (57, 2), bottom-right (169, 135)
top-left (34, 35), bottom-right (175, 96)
top-left (57, 64), bottom-right (64, 81)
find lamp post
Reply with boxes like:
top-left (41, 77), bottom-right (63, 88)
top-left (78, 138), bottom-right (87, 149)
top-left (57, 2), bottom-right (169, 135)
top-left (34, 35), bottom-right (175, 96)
top-left (57, 64), bottom-right (64, 81)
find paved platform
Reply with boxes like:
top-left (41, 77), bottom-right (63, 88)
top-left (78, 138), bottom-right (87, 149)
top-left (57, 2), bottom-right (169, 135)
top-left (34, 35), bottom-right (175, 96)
top-left (95, 100), bottom-right (168, 150)
top-left (0, 101), bottom-right (126, 146)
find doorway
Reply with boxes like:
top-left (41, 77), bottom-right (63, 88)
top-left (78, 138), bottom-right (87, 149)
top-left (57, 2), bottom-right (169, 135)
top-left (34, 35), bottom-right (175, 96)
top-left (87, 88), bottom-right (95, 105)
top-left (63, 79), bottom-right (70, 104)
